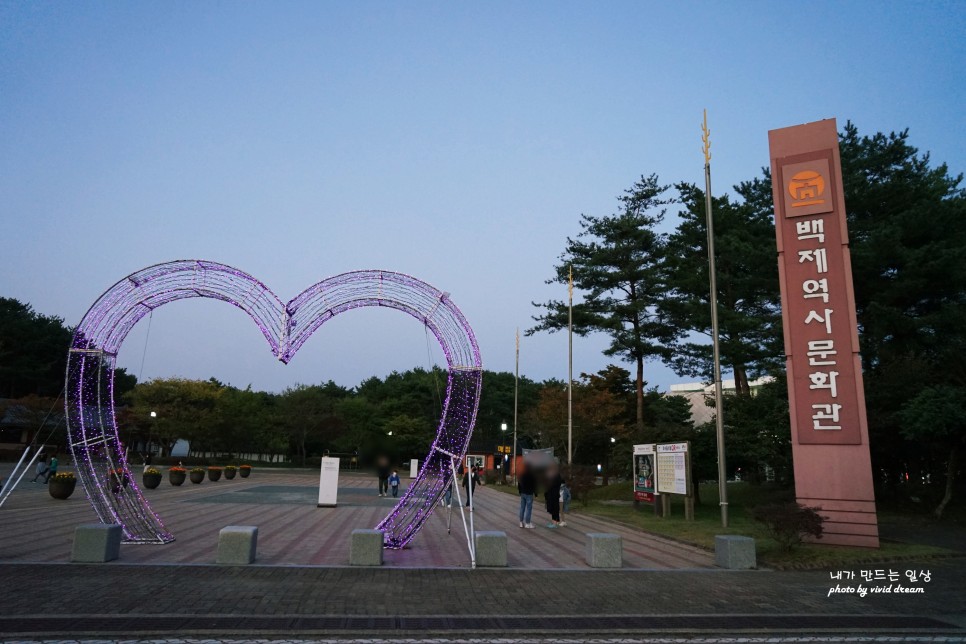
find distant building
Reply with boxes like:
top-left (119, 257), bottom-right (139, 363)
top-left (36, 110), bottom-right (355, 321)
top-left (666, 376), bottom-right (775, 426)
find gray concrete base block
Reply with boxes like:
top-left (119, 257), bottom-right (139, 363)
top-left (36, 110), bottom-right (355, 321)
top-left (350, 529), bottom-right (384, 566)
top-left (585, 532), bottom-right (622, 568)
top-left (475, 530), bottom-right (507, 567)
top-left (71, 523), bottom-right (122, 563)
top-left (715, 534), bottom-right (756, 569)
top-left (217, 525), bottom-right (258, 565)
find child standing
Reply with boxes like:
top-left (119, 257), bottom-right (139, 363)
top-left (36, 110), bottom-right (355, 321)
top-left (389, 470), bottom-right (401, 498)
top-left (559, 481), bottom-right (572, 527)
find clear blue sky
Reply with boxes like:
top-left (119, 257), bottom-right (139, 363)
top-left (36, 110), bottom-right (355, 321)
top-left (2, 1), bottom-right (964, 396)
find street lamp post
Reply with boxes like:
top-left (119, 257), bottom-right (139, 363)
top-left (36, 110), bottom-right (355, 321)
top-left (501, 422), bottom-right (508, 483)
top-left (148, 411), bottom-right (157, 457)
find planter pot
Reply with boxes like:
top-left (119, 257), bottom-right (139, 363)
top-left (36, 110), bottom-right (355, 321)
top-left (239, 468), bottom-right (251, 478)
top-left (143, 472), bottom-right (162, 489)
top-left (189, 470), bottom-right (205, 484)
top-left (169, 470), bottom-right (186, 486)
top-left (207, 469), bottom-right (222, 482)
top-left (49, 478), bottom-right (77, 500)
top-left (224, 469), bottom-right (237, 480)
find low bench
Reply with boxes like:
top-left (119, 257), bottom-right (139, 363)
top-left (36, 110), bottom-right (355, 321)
top-left (217, 525), bottom-right (258, 565)
top-left (585, 532), bottom-right (622, 568)
top-left (72, 524), bottom-right (122, 563)
top-left (350, 529), bottom-right (384, 566)
top-left (715, 535), bottom-right (756, 569)
top-left (475, 531), bottom-right (507, 567)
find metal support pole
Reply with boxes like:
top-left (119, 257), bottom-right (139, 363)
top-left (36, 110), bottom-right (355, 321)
top-left (448, 457), bottom-right (475, 568)
top-left (703, 109), bottom-right (729, 528)
top-left (513, 328), bottom-right (519, 483)
top-left (0, 446), bottom-right (44, 509)
top-left (567, 266), bottom-right (573, 465)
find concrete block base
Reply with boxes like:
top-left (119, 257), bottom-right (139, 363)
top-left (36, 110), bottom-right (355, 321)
top-left (585, 532), bottom-right (622, 568)
top-left (217, 525), bottom-right (258, 564)
top-left (350, 529), bottom-right (384, 566)
top-left (475, 531), bottom-right (507, 567)
top-left (715, 535), bottom-right (756, 569)
top-left (71, 524), bottom-right (122, 563)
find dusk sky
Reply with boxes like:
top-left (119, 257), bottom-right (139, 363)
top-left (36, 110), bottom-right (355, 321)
top-left (2, 2), bottom-right (964, 400)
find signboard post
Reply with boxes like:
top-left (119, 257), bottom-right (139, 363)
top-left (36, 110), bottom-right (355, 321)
top-left (317, 456), bottom-right (340, 507)
top-left (632, 444), bottom-right (657, 503)
top-left (656, 442), bottom-right (693, 520)
top-left (769, 118), bottom-right (879, 547)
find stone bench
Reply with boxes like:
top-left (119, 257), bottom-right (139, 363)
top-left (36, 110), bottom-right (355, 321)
top-left (72, 524), bottom-right (122, 563)
top-left (585, 532), bottom-right (622, 568)
top-left (217, 525), bottom-right (258, 565)
top-left (350, 529), bottom-right (384, 566)
top-left (475, 530), bottom-right (507, 567)
top-left (715, 535), bottom-right (756, 569)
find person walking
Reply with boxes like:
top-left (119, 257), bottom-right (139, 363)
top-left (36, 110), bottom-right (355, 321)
top-left (389, 470), bottom-right (401, 498)
top-left (462, 466), bottom-right (481, 509)
top-left (30, 454), bottom-right (48, 483)
top-left (376, 457), bottom-right (391, 497)
top-left (517, 463), bottom-right (537, 529)
top-left (543, 463), bottom-right (563, 528)
top-left (43, 454), bottom-right (59, 484)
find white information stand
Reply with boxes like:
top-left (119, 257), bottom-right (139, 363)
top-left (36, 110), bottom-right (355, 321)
top-left (409, 459), bottom-right (419, 479)
top-left (317, 456), bottom-right (340, 507)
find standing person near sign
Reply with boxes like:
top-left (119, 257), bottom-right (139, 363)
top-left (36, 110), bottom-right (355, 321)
top-left (517, 463), bottom-right (537, 528)
top-left (543, 464), bottom-right (563, 528)
top-left (462, 466), bottom-right (481, 509)
top-left (388, 470), bottom-right (401, 497)
top-left (376, 457), bottom-right (391, 497)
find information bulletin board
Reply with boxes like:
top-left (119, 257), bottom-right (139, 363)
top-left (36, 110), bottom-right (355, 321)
top-left (656, 442), bottom-right (690, 497)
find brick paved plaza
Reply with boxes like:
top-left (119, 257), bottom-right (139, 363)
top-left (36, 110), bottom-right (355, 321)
top-left (0, 468), bottom-right (712, 568)
top-left (1, 467), bottom-right (964, 640)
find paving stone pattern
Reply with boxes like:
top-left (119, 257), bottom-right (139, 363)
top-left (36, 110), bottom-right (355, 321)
top-left (0, 470), bottom-right (712, 569)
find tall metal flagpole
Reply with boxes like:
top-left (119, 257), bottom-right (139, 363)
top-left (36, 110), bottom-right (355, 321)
top-left (513, 328), bottom-right (519, 482)
top-left (567, 266), bottom-right (573, 465)
top-left (703, 109), bottom-right (729, 528)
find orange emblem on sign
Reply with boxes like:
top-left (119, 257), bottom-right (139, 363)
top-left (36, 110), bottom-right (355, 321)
top-left (788, 170), bottom-right (826, 208)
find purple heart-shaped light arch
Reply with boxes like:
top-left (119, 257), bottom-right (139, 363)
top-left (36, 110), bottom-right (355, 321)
top-left (66, 260), bottom-right (482, 548)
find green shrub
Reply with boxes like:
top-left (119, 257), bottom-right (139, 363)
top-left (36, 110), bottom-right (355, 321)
top-left (752, 502), bottom-right (824, 552)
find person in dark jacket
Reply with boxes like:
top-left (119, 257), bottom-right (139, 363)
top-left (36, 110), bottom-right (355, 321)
top-left (543, 464), bottom-right (563, 528)
top-left (376, 457), bottom-right (391, 497)
top-left (462, 466), bottom-right (481, 508)
top-left (517, 463), bottom-right (537, 528)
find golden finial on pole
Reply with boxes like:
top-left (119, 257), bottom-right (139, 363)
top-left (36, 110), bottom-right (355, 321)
top-left (702, 108), bottom-right (711, 166)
